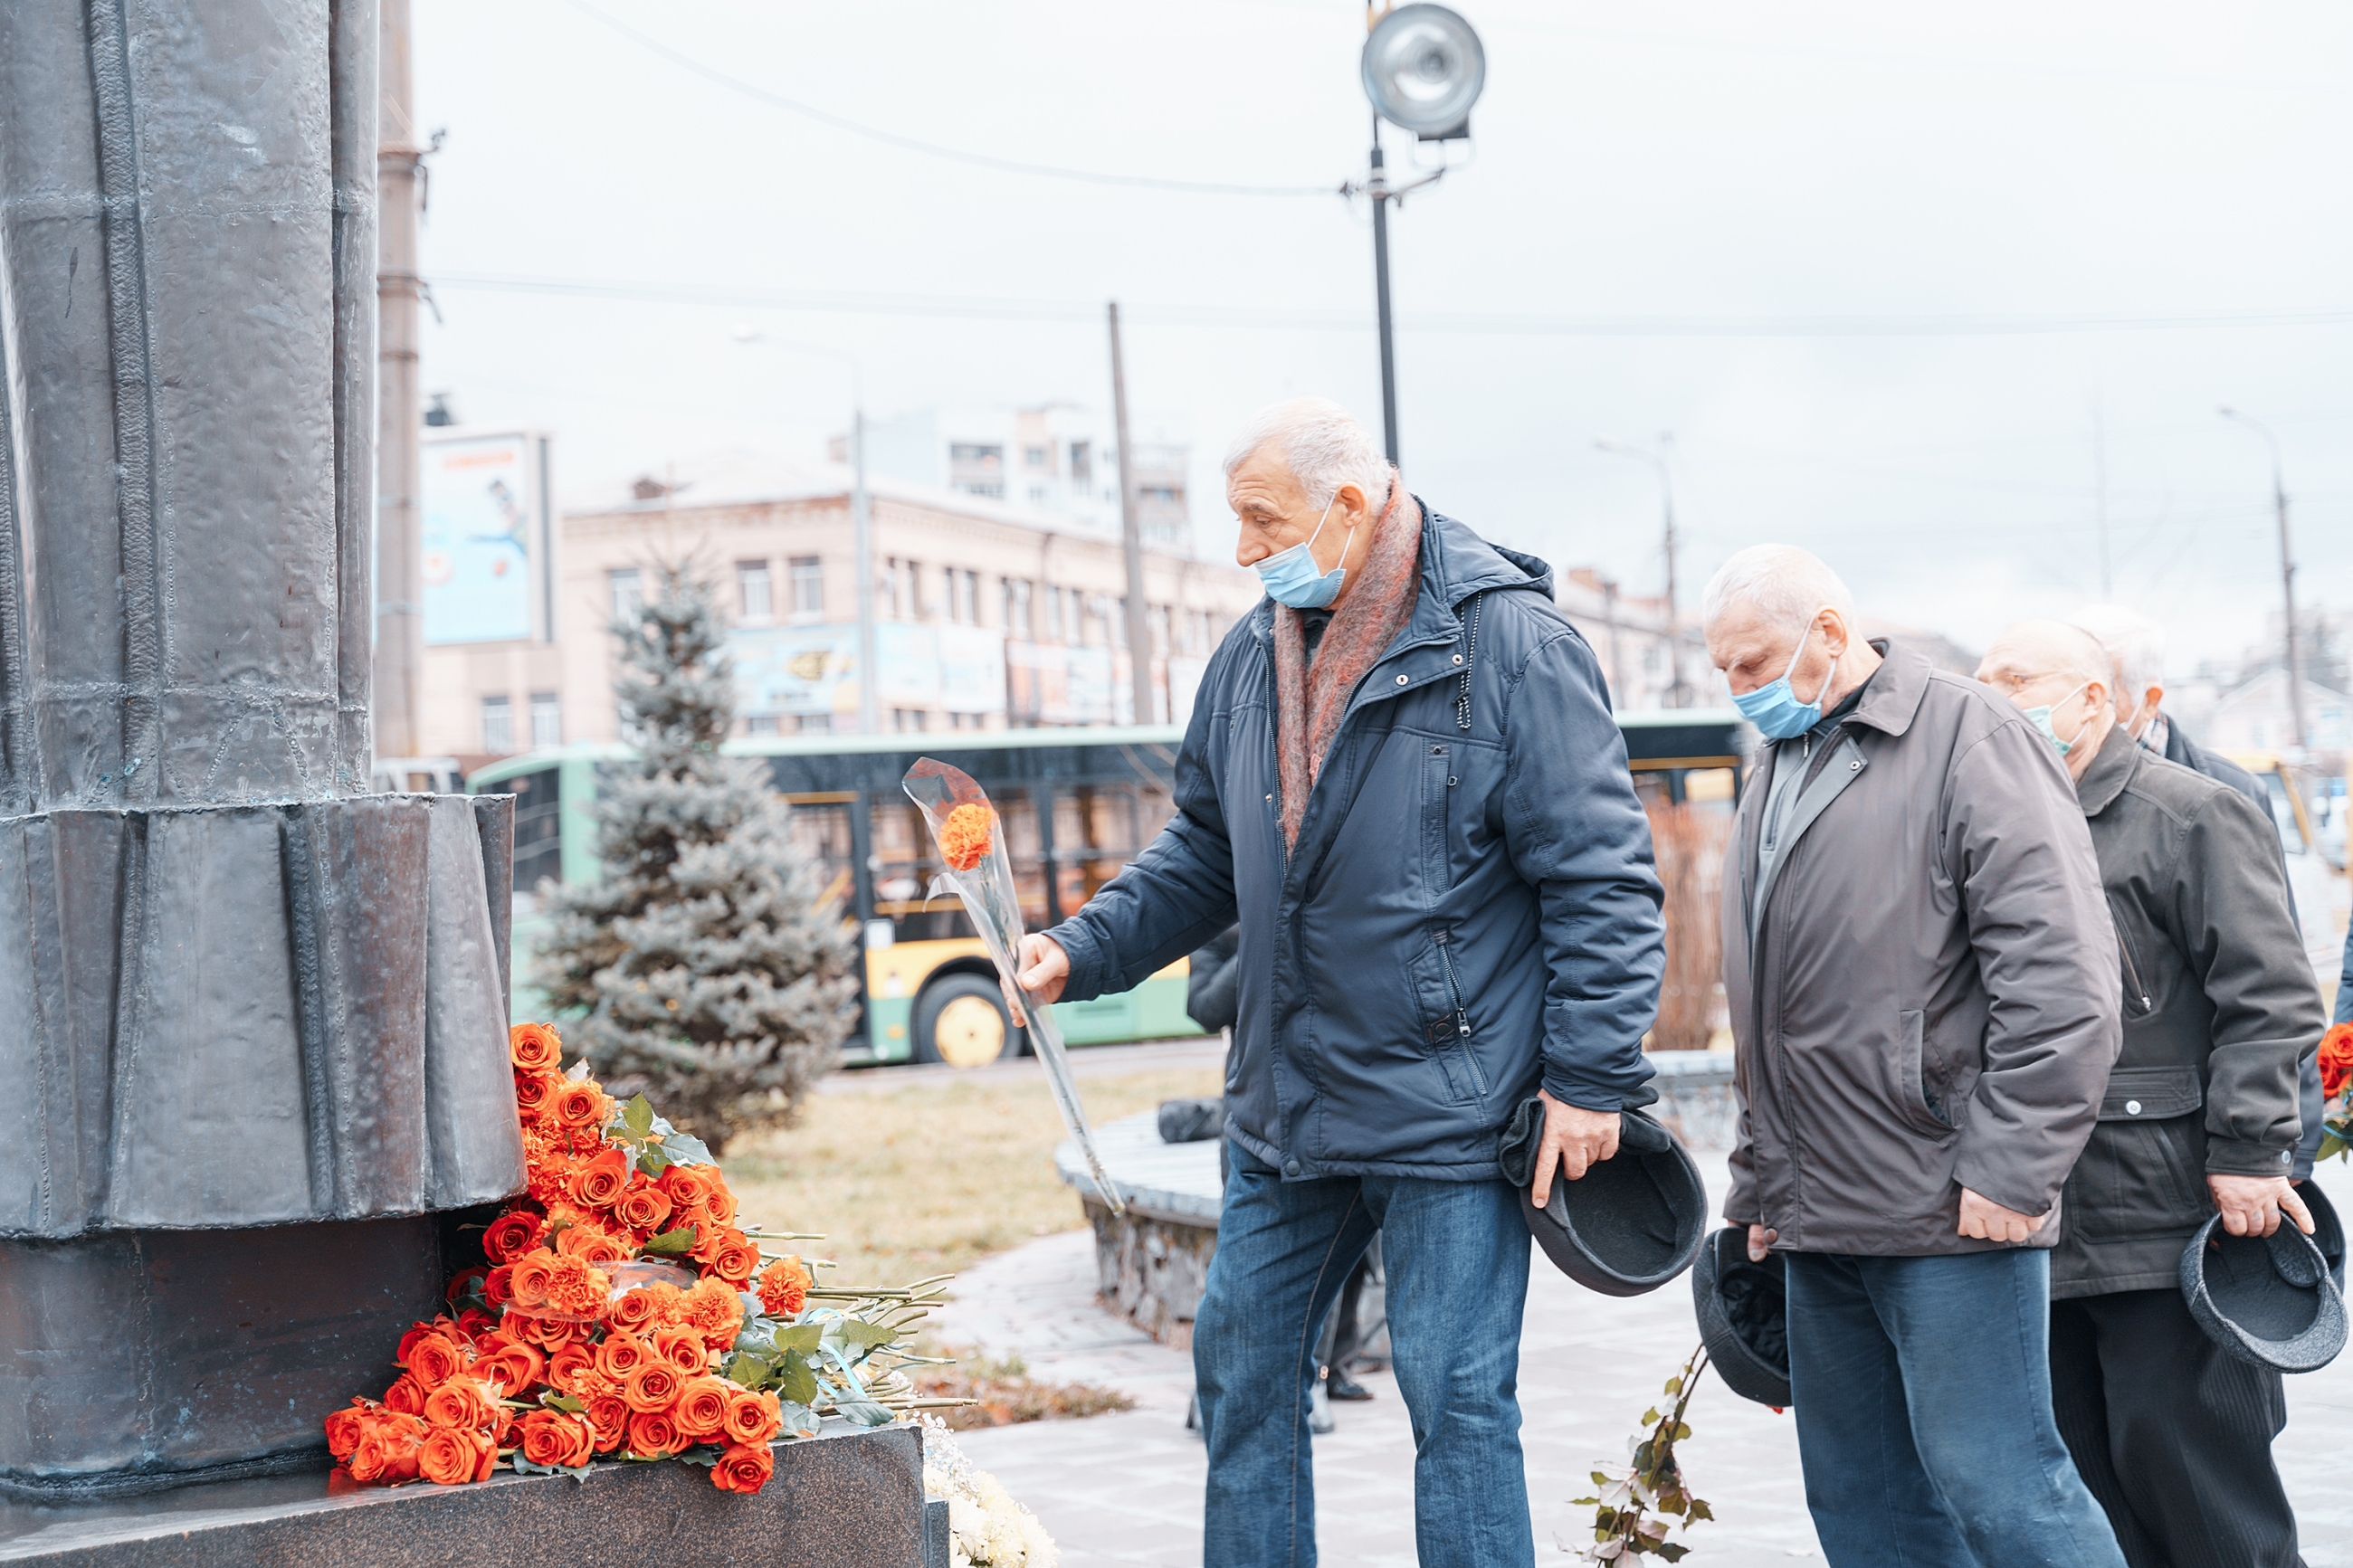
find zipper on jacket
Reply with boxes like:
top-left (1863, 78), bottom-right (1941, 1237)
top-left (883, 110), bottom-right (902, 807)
top-left (2106, 897), bottom-right (2154, 1014)
top-left (1433, 928), bottom-right (1487, 1095)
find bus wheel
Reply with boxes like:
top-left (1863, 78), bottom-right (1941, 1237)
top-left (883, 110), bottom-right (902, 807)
top-left (914, 974), bottom-right (1019, 1068)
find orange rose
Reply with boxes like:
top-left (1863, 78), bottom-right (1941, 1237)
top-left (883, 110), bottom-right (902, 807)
top-left (395, 1318), bottom-right (450, 1365)
top-left (508, 1250), bottom-right (558, 1312)
top-left (658, 1165), bottom-right (716, 1214)
top-left (682, 1278), bottom-right (744, 1347)
top-left (711, 1440), bottom-right (776, 1494)
top-left (454, 1307), bottom-right (498, 1343)
top-left (585, 1388), bottom-right (631, 1453)
top-left (702, 1183), bottom-right (738, 1228)
top-left (721, 1386), bottom-right (784, 1448)
top-left (557, 1224), bottom-right (631, 1267)
top-left (510, 1022), bottom-right (564, 1074)
top-left (382, 1373), bottom-right (428, 1417)
top-left (622, 1361), bottom-right (683, 1413)
top-left (938, 802), bottom-right (993, 872)
top-left (511, 1070), bottom-right (562, 1121)
top-left (481, 1265), bottom-right (518, 1309)
top-left (547, 1343), bottom-right (601, 1396)
top-left (416, 1426), bottom-right (485, 1487)
top-left (325, 1402), bottom-right (369, 1461)
top-left (607, 1288), bottom-right (661, 1335)
top-left (699, 1228), bottom-right (760, 1287)
top-left (481, 1210), bottom-right (545, 1266)
top-left (477, 1339), bottom-right (546, 1399)
top-left (595, 1331), bottom-right (652, 1383)
top-left (672, 1375), bottom-right (733, 1441)
top-left (551, 1081), bottom-right (613, 1135)
top-left (757, 1257), bottom-right (813, 1319)
top-left (627, 1407), bottom-right (682, 1459)
top-left (517, 1408), bottom-right (595, 1470)
top-left (569, 1147), bottom-right (634, 1212)
top-left (404, 1334), bottom-right (467, 1392)
top-left (423, 1376), bottom-right (498, 1432)
top-left (2320, 1022), bottom-right (2353, 1101)
top-left (347, 1412), bottom-right (425, 1485)
top-left (653, 1326), bottom-right (709, 1376)
top-left (614, 1182), bottom-right (672, 1236)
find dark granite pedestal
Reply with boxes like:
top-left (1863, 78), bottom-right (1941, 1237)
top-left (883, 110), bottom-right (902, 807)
top-left (0, 1425), bottom-right (944, 1568)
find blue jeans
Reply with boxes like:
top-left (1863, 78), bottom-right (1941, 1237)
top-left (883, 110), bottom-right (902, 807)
top-left (1194, 1141), bottom-right (1533, 1568)
top-left (1786, 1249), bottom-right (2128, 1568)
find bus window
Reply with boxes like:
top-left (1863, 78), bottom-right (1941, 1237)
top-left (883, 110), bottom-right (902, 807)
top-left (783, 799), bottom-right (858, 913)
top-left (508, 765), bottom-right (563, 899)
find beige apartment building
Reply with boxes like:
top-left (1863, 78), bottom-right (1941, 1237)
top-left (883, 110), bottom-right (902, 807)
top-left (417, 445), bottom-right (1262, 768)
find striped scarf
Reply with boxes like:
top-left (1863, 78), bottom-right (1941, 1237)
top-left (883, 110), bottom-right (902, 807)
top-left (1273, 476), bottom-right (1423, 850)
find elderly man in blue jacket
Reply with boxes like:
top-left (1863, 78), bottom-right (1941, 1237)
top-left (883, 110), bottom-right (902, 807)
top-left (1012, 397), bottom-right (1666, 1568)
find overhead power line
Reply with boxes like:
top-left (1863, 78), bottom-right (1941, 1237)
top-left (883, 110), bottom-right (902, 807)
top-left (561, 0), bottom-right (1334, 198)
top-left (431, 272), bottom-right (2353, 338)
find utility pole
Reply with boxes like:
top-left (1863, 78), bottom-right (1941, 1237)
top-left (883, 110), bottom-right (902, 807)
top-left (1595, 436), bottom-right (1689, 708)
top-left (375, 0), bottom-right (424, 764)
top-left (853, 408), bottom-right (879, 736)
top-left (1368, 120), bottom-right (1400, 466)
top-left (2093, 394), bottom-right (2110, 600)
top-left (1109, 302), bottom-right (1156, 727)
top-left (1601, 576), bottom-right (1624, 708)
top-left (2220, 407), bottom-right (2310, 752)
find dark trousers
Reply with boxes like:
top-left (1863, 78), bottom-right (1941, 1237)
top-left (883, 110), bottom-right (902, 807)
top-left (2050, 1288), bottom-right (2304, 1568)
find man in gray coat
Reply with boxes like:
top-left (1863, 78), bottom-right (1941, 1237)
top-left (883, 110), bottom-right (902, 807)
top-left (1703, 545), bottom-right (2126, 1568)
top-left (1980, 619), bottom-right (2323, 1568)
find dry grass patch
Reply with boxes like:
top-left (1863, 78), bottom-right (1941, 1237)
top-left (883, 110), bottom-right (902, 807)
top-left (910, 1347), bottom-right (1137, 1430)
top-left (718, 1065), bottom-right (1220, 1290)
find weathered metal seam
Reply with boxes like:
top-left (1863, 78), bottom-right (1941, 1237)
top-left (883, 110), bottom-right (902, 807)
top-left (98, 807), bottom-right (147, 1226)
top-left (281, 806), bottom-right (339, 1212)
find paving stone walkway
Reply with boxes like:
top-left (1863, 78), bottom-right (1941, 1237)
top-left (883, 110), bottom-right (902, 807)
top-left (937, 1151), bottom-right (2353, 1566)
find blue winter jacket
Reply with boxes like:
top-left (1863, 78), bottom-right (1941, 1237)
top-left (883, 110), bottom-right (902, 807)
top-left (1044, 504), bottom-right (1665, 1182)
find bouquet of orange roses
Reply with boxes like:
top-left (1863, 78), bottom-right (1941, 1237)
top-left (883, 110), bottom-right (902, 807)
top-left (323, 1022), bottom-right (946, 1493)
top-left (2316, 1022), bottom-right (2353, 1163)
top-left (902, 758), bottom-right (1122, 1214)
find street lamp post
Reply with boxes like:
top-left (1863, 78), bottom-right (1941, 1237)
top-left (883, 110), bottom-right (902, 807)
top-left (2219, 407), bottom-right (2309, 753)
top-left (1595, 436), bottom-right (1690, 708)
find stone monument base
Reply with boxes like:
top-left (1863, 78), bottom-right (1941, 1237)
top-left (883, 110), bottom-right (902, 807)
top-left (0, 1425), bottom-right (943, 1568)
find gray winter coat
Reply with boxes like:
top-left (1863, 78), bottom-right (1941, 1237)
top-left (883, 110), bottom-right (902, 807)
top-left (1045, 505), bottom-right (1665, 1181)
top-left (1722, 641), bottom-right (2122, 1255)
top-left (2050, 725), bottom-right (2324, 1298)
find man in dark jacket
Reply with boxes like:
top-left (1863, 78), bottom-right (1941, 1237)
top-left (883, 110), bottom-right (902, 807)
top-left (1704, 546), bottom-right (2126, 1568)
top-left (1981, 619), bottom-right (2323, 1568)
top-left (1011, 398), bottom-right (1664, 1568)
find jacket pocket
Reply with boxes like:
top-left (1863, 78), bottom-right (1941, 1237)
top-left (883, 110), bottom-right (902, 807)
top-left (1421, 741), bottom-right (1454, 905)
top-left (2071, 1068), bottom-right (2208, 1240)
top-left (1411, 928), bottom-right (1486, 1105)
top-left (2105, 895), bottom-right (2157, 1020)
top-left (1895, 1009), bottom-right (1955, 1135)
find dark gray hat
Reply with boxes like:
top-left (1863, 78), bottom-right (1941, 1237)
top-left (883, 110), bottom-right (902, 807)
top-left (2301, 1181), bottom-right (2344, 1292)
top-left (2178, 1213), bottom-right (2348, 1374)
top-left (1691, 1226), bottom-right (1792, 1408)
top-left (1499, 1101), bottom-right (1706, 1297)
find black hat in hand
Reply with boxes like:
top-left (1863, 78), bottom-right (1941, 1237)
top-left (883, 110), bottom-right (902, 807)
top-left (1498, 1098), bottom-right (1706, 1297)
top-left (1692, 1227), bottom-right (1792, 1408)
top-left (2179, 1212), bottom-right (2348, 1374)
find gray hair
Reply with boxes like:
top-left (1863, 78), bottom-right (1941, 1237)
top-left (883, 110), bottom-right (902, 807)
top-left (2068, 603), bottom-right (2167, 701)
top-left (1700, 543), bottom-right (1855, 632)
top-left (1223, 397), bottom-right (1393, 510)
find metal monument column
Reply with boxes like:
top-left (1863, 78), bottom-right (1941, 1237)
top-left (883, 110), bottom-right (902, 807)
top-left (0, 1), bottom-right (525, 1493)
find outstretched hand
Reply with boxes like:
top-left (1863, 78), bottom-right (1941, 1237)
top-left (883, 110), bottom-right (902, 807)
top-left (1004, 934), bottom-right (1070, 1026)
top-left (1527, 1088), bottom-right (1621, 1210)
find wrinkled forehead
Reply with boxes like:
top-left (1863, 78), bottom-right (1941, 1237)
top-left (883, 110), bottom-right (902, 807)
top-left (1225, 446), bottom-right (1307, 513)
top-left (1708, 599), bottom-right (1805, 668)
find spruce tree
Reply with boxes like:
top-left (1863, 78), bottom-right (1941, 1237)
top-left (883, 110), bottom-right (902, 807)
top-left (539, 562), bottom-right (860, 1155)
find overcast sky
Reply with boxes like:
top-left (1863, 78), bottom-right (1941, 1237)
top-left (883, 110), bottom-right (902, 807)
top-left (413, 0), bottom-right (2353, 678)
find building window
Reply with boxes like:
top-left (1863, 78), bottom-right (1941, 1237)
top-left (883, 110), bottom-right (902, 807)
top-left (949, 711), bottom-right (985, 730)
top-left (1029, 484), bottom-right (1050, 506)
top-left (880, 558), bottom-right (902, 620)
top-left (946, 568), bottom-right (980, 625)
top-left (789, 556), bottom-right (823, 616)
top-left (1069, 441), bottom-right (1091, 485)
top-left (481, 695), bottom-right (513, 755)
top-left (1024, 446), bottom-right (1049, 470)
top-left (607, 567), bottom-right (643, 622)
top-left (891, 708), bottom-right (929, 733)
top-left (744, 714), bottom-right (780, 736)
top-left (1003, 578), bottom-right (1034, 639)
top-left (529, 692), bottom-right (561, 749)
top-left (949, 442), bottom-right (1003, 469)
top-left (736, 560), bottom-right (772, 622)
top-left (796, 714), bottom-right (833, 735)
top-left (1149, 604), bottom-right (1171, 657)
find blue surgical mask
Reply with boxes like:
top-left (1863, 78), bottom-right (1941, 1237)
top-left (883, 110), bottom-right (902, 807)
top-left (1253, 495), bottom-right (1348, 610)
top-left (1732, 613), bottom-right (1835, 741)
top-left (2021, 682), bottom-right (2091, 757)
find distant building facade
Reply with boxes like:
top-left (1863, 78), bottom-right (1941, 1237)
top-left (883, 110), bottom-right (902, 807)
top-left (418, 447), bottom-right (1260, 770)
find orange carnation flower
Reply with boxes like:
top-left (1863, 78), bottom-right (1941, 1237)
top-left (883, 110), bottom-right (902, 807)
top-left (682, 1278), bottom-right (744, 1347)
top-left (757, 1257), bottom-right (813, 1319)
top-left (2320, 1022), bottom-right (2353, 1101)
top-left (510, 1022), bottom-right (564, 1074)
top-left (938, 802), bottom-right (993, 872)
top-left (672, 1376), bottom-right (734, 1442)
top-left (517, 1408), bottom-right (595, 1470)
top-left (711, 1440), bottom-right (776, 1494)
top-left (541, 1254), bottom-right (613, 1319)
top-left (722, 1386), bottom-right (784, 1448)
top-left (623, 1361), bottom-right (684, 1414)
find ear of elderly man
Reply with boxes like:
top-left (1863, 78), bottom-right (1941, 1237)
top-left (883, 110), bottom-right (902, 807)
top-left (1014, 398), bottom-right (1665, 1568)
top-left (1701, 544), bottom-right (2325, 1568)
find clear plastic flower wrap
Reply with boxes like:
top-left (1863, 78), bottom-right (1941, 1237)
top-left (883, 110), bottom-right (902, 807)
top-left (901, 758), bottom-right (1124, 1214)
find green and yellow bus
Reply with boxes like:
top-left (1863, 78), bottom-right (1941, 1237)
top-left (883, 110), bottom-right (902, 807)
top-left (470, 711), bottom-right (1748, 1070)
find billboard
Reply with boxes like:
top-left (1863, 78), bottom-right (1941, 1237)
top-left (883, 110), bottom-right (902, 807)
top-left (729, 622), bottom-right (1002, 718)
top-left (937, 624), bottom-right (1007, 716)
top-left (422, 432), bottom-right (550, 645)
top-left (731, 625), bottom-right (859, 718)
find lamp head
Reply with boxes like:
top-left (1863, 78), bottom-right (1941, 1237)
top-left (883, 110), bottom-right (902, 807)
top-left (1362, 5), bottom-right (1485, 141)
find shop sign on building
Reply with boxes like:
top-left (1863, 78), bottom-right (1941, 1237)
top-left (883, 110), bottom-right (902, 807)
top-left (422, 432), bottom-right (554, 645)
